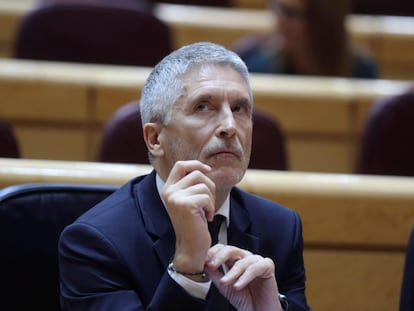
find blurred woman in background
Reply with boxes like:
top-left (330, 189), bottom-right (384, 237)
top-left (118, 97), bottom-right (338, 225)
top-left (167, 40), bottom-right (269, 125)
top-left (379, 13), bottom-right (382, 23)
top-left (235, 0), bottom-right (379, 78)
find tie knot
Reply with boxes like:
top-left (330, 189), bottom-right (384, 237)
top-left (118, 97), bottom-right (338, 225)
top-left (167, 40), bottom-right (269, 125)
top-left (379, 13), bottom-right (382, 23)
top-left (208, 214), bottom-right (225, 246)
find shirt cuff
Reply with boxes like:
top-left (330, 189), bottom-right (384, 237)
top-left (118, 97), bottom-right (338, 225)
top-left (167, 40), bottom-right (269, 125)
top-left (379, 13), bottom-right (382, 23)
top-left (168, 269), bottom-right (211, 300)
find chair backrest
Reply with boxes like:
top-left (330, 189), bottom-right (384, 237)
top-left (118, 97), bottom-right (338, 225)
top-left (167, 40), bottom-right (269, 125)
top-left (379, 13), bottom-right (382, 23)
top-left (400, 225), bottom-right (414, 311)
top-left (0, 182), bottom-right (119, 310)
top-left (99, 101), bottom-right (148, 164)
top-left (0, 119), bottom-right (20, 158)
top-left (13, 0), bottom-right (172, 66)
top-left (351, 0), bottom-right (414, 16)
top-left (99, 100), bottom-right (287, 170)
top-left (251, 108), bottom-right (287, 170)
top-left (356, 87), bottom-right (414, 176)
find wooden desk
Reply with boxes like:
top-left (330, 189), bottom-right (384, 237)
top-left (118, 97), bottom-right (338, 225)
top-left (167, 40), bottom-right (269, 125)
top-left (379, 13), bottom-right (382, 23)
top-left (0, 59), bottom-right (411, 173)
top-left (1, 1), bottom-right (414, 80)
top-left (1, 157), bottom-right (413, 311)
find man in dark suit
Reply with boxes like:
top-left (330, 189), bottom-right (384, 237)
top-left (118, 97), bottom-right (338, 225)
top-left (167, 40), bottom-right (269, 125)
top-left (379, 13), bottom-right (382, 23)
top-left (58, 42), bottom-right (311, 311)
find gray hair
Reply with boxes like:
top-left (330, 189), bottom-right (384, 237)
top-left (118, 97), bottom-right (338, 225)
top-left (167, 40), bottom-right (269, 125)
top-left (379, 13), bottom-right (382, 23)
top-left (139, 42), bottom-right (252, 126)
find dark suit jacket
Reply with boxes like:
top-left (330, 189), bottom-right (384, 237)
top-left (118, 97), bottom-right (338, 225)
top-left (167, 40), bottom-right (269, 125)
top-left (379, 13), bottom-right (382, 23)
top-left (59, 171), bottom-right (311, 310)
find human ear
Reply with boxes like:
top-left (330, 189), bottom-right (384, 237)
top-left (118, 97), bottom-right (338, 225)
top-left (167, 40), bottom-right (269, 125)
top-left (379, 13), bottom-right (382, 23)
top-left (143, 123), bottom-right (164, 158)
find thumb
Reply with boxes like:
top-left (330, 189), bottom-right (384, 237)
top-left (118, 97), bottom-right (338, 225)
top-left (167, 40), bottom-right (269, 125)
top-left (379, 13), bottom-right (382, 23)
top-left (206, 266), bottom-right (224, 287)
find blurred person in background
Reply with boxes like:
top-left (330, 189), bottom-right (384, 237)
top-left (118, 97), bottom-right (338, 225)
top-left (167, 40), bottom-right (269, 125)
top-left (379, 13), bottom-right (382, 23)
top-left (234, 0), bottom-right (379, 78)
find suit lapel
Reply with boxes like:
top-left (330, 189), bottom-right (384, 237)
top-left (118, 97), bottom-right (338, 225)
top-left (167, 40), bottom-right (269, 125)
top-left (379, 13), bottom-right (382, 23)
top-left (134, 171), bottom-right (175, 267)
top-left (228, 190), bottom-right (260, 253)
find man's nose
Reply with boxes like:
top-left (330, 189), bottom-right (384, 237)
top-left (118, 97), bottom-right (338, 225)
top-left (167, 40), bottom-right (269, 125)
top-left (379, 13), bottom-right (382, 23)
top-left (216, 107), bottom-right (236, 137)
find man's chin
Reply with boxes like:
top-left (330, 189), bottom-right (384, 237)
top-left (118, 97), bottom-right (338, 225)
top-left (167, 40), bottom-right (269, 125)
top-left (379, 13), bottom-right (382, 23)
top-left (208, 166), bottom-right (246, 187)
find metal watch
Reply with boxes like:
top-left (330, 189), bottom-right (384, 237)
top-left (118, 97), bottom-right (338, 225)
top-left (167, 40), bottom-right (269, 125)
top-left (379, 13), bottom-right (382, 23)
top-left (278, 293), bottom-right (289, 311)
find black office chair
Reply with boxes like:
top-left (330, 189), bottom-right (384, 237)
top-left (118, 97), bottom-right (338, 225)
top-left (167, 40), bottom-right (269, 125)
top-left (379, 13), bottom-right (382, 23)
top-left (400, 225), bottom-right (414, 311)
top-left (0, 182), bottom-right (119, 311)
top-left (0, 119), bottom-right (20, 158)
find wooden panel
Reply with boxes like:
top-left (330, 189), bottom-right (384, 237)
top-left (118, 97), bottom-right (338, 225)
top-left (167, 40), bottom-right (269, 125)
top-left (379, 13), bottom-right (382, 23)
top-left (251, 75), bottom-right (354, 134)
top-left (16, 126), bottom-right (89, 160)
top-left (92, 66), bottom-right (150, 122)
top-left (377, 17), bottom-right (414, 62)
top-left (298, 195), bottom-right (414, 246)
top-left (244, 169), bottom-right (414, 246)
top-left (0, 10), bottom-right (17, 57)
top-left (155, 4), bottom-right (271, 48)
top-left (0, 158), bottom-right (152, 188)
top-left (287, 138), bottom-right (356, 173)
top-left (0, 0), bottom-right (33, 57)
top-left (305, 250), bottom-right (405, 311)
top-left (346, 15), bottom-right (382, 52)
top-left (0, 59), bottom-right (412, 171)
top-left (0, 81), bottom-right (87, 121)
top-left (0, 60), bottom-right (89, 121)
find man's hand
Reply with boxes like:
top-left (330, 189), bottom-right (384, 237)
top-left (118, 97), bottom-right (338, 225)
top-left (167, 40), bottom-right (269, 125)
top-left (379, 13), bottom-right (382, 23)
top-left (205, 244), bottom-right (283, 311)
top-left (162, 160), bottom-right (216, 276)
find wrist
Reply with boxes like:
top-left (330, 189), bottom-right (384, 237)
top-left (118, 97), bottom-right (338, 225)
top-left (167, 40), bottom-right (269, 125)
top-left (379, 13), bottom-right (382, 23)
top-left (172, 252), bottom-right (205, 273)
top-left (278, 293), bottom-right (289, 311)
top-left (168, 262), bottom-right (209, 283)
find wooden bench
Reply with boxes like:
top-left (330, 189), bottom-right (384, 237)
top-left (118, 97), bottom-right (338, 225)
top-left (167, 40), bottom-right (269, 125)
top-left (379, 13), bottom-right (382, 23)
top-left (0, 58), bottom-right (411, 173)
top-left (1, 157), bottom-right (413, 311)
top-left (1, 1), bottom-right (414, 80)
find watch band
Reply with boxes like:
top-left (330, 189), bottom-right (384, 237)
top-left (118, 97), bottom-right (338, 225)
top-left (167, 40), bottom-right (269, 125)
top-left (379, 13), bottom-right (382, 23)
top-left (278, 293), bottom-right (289, 311)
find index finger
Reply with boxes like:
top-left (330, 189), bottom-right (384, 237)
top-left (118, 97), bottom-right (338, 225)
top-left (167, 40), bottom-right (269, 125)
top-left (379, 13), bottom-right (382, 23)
top-left (166, 160), bottom-right (212, 185)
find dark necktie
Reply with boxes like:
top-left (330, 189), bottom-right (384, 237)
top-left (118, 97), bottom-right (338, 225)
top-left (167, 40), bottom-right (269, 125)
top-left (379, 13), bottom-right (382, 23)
top-left (208, 214), bottom-right (225, 245)
top-left (207, 214), bottom-right (229, 310)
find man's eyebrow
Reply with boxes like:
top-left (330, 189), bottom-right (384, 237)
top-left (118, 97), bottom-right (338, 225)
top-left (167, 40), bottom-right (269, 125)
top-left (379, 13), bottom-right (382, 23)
top-left (234, 96), bottom-right (252, 107)
top-left (193, 94), bottom-right (213, 102)
top-left (237, 97), bottom-right (250, 104)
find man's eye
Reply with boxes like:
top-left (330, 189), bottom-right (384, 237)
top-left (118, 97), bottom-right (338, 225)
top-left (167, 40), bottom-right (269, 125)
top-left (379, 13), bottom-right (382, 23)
top-left (233, 105), bottom-right (242, 112)
top-left (233, 103), bottom-right (248, 113)
top-left (196, 103), bottom-right (209, 111)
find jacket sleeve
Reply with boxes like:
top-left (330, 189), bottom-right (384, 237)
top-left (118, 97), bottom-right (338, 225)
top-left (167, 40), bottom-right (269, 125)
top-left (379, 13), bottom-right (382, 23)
top-left (281, 211), bottom-right (312, 311)
top-left (58, 222), bottom-right (206, 311)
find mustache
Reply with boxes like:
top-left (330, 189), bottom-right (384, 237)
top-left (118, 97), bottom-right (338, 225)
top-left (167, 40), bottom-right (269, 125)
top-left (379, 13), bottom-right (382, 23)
top-left (205, 140), bottom-right (243, 159)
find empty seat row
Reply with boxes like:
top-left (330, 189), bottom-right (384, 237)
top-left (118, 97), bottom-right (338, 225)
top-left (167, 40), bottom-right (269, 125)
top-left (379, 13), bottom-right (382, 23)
top-left (2, 86), bottom-right (414, 176)
top-left (13, 0), bottom-right (172, 67)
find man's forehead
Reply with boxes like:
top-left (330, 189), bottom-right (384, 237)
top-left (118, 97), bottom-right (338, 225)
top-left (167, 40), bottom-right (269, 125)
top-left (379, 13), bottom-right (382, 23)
top-left (181, 64), bottom-right (249, 90)
top-left (182, 63), bottom-right (241, 78)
